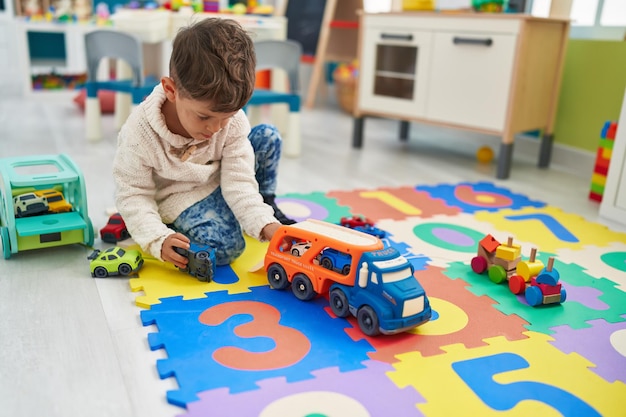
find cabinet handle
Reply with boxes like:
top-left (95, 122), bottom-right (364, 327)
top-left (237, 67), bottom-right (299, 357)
top-left (453, 37), bottom-right (493, 46)
top-left (381, 33), bottom-right (413, 41)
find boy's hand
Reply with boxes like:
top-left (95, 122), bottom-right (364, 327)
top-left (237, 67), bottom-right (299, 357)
top-left (261, 222), bottom-right (281, 241)
top-left (162, 233), bottom-right (191, 269)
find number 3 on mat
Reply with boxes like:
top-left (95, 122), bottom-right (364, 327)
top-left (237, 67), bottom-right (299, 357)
top-left (452, 353), bottom-right (601, 416)
top-left (199, 301), bottom-right (310, 371)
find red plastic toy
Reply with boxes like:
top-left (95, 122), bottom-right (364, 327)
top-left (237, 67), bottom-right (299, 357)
top-left (340, 215), bottom-right (374, 229)
top-left (100, 212), bottom-right (130, 244)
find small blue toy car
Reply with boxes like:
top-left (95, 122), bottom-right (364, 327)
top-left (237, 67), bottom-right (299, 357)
top-left (174, 243), bottom-right (216, 282)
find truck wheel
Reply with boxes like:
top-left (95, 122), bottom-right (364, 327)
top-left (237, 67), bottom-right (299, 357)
top-left (341, 265), bottom-right (351, 275)
top-left (330, 288), bottom-right (350, 317)
top-left (267, 264), bottom-right (289, 290)
top-left (118, 263), bottom-right (132, 276)
top-left (196, 251), bottom-right (209, 260)
top-left (357, 305), bottom-right (380, 337)
top-left (93, 267), bottom-right (108, 278)
top-left (321, 257), bottom-right (333, 270)
top-left (292, 273), bottom-right (316, 301)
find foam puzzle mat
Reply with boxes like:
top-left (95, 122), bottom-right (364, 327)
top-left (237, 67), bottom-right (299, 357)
top-left (130, 181), bottom-right (626, 416)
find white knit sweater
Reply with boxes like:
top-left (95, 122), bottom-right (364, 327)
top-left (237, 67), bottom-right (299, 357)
top-left (112, 84), bottom-right (277, 261)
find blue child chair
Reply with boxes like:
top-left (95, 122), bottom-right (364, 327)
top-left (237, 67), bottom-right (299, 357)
top-left (83, 30), bottom-right (158, 141)
top-left (246, 40), bottom-right (302, 157)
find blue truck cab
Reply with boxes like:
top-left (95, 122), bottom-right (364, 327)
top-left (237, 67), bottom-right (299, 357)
top-left (328, 246), bottom-right (432, 336)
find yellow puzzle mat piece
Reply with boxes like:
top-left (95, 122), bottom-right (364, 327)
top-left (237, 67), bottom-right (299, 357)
top-left (128, 236), bottom-right (270, 308)
top-left (475, 207), bottom-right (626, 253)
top-left (389, 331), bottom-right (626, 416)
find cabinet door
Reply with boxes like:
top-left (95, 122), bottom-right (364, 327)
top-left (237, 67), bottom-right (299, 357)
top-left (358, 27), bottom-right (432, 119)
top-left (426, 31), bottom-right (517, 131)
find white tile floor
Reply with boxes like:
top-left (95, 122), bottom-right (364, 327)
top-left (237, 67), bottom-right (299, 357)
top-left (0, 90), bottom-right (624, 417)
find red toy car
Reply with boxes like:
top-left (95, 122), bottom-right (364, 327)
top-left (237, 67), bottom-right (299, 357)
top-left (340, 215), bottom-right (374, 229)
top-left (100, 213), bottom-right (130, 243)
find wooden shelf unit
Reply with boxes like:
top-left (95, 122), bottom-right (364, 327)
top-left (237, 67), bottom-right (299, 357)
top-left (304, 0), bottom-right (361, 108)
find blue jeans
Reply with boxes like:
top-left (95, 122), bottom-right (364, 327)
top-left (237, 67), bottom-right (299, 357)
top-left (171, 124), bottom-right (282, 265)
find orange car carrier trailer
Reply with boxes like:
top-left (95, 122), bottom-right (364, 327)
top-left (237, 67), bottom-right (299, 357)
top-left (264, 219), bottom-right (432, 336)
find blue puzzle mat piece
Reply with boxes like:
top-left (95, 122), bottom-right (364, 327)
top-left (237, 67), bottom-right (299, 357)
top-left (141, 286), bottom-right (373, 407)
top-left (382, 234), bottom-right (431, 273)
top-left (416, 182), bottom-right (545, 213)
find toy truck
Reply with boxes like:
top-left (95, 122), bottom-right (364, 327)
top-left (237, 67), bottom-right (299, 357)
top-left (174, 243), bottom-right (216, 282)
top-left (264, 219), bottom-right (432, 336)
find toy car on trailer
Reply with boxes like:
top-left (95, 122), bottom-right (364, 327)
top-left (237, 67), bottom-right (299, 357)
top-left (339, 215), bottom-right (387, 238)
top-left (100, 212), bottom-right (130, 243)
top-left (265, 219), bottom-right (432, 336)
top-left (88, 246), bottom-right (144, 278)
top-left (340, 215), bottom-right (374, 229)
top-left (174, 243), bottom-right (216, 282)
top-left (0, 154), bottom-right (94, 259)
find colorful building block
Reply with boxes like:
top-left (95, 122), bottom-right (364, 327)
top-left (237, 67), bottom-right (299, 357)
top-left (590, 121), bottom-right (618, 202)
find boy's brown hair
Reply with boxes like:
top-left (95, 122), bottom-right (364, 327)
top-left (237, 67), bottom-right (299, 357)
top-left (170, 18), bottom-right (256, 112)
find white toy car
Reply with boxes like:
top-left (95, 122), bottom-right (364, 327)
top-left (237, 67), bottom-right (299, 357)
top-left (13, 192), bottom-right (49, 218)
top-left (290, 241), bottom-right (311, 257)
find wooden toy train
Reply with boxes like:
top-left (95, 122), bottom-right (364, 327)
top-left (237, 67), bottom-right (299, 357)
top-left (471, 234), bottom-right (566, 307)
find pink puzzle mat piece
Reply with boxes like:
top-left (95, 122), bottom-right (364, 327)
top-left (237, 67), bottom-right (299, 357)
top-left (327, 186), bottom-right (460, 221)
top-left (343, 265), bottom-right (529, 362)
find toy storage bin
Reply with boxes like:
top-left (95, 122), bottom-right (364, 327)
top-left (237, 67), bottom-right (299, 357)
top-left (0, 154), bottom-right (94, 259)
top-left (110, 9), bottom-right (172, 43)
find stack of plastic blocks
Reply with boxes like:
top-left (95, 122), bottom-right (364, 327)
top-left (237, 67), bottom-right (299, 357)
top-left (589, 121), bottom-right (617, 202)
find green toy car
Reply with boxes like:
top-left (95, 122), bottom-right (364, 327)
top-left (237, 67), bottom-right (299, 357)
top-left (88, 246), bottom-right (144, 278)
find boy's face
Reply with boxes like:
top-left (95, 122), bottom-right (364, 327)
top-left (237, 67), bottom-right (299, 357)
top-left (162, 77), bottom-right (237, 141)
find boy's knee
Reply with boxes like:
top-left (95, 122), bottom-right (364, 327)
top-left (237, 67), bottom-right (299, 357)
top-left (251, 124), bottom-right (282, 149)
top-left (215, 236), bottom-right (246, 265)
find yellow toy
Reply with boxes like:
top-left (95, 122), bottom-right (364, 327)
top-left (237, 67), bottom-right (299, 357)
top-left (476, 146), bottom-right (494, 164)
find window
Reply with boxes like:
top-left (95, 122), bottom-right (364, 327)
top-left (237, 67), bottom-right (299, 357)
top-left (530, 0), bottom-right (626, 39)
top-left (600, 0), bottom-right (626, 26)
